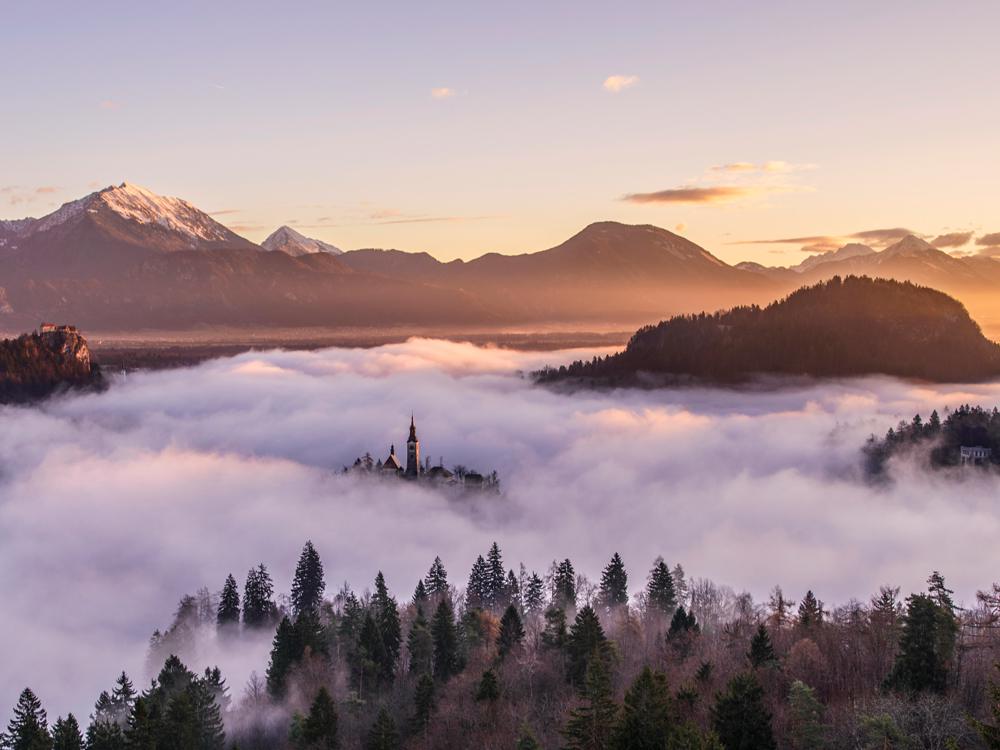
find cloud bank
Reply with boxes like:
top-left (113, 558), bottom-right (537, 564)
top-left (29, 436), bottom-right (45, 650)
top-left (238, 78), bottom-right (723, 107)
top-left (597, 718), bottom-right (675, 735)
top-left (2, 339), bottom-right (1000, 718)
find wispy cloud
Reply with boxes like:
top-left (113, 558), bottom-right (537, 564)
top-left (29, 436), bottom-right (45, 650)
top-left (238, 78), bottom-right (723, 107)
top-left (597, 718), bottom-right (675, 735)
top-left (931, 231), bottom-right (973, 249)
top-left (623, 186), bottom-right (761, 205)
top-left (1, 185), bottom-right (63, 207)
top-left (430, 87), bottom-right (456, 99)
top-left (976, 232), bottom-right (1000, 247)
top-left (710, 161), bottom-right (816, 175)
top-left (99, 100), bottom-right (122, 111)
top-left (208, 209), bottom-right (241, 217)
top-left (603, 75), bottom-right (639, 93)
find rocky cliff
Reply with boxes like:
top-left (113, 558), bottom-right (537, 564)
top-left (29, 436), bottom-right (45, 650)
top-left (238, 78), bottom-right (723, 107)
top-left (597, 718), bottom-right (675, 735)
top-left (0, 324), bottom-right (102, 403)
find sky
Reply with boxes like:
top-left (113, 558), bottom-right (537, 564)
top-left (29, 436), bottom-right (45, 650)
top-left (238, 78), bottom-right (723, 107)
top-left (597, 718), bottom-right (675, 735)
top-left (3, 339), bottom-right (1000, 718)
top-left (2, 1), bottom-right (1000, 263)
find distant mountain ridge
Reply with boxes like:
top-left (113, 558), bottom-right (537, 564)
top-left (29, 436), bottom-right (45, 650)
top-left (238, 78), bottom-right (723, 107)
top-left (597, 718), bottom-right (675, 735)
top-left (739, 235), bottom-right (1000, 292)
top-left (539, 276), bottom-right (1000, 384)
top-left (0, 185), bottom-right (779, 330)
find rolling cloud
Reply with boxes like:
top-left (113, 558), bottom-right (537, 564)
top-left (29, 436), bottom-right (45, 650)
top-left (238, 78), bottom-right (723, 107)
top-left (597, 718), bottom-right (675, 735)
top-left (931, 231), bottom-right (974, 249)
top-left (2, 339), bottom-right (999, 720)
top-left (977, 232), bottom-right (1000, 247)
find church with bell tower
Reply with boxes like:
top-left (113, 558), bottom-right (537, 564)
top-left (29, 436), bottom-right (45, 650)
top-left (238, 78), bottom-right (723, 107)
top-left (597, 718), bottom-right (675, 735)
top-left (405, 414), bottom-right (420, 477)
top-left (345, 414), bottom-right (498, 493)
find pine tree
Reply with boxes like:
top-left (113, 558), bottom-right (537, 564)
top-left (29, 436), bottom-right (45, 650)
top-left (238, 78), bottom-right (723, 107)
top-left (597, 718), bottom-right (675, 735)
top-left (190, 678), bottom-right (226, 750)
top-left (267, 616), bottom-right (303, 698)
top-left (123, 698), bottom-right (154, 750)
top-left (747, 624), bottom-right (777, 669)
top-left (357, 613), bottom-right (387, 692)
top-left (599, 553), bottom-right (629, 611)
top-left (485, 542), bottom-right (506, 610)
top-left (567, 605), bottom-right (611, 688)
top-left (646, 558), bottom-right (677, 617)
top-left (553, 559), bottom-right (577, 611)
top-left (561, 653), bottom-right (619, 750)
top-left (505, 569), bottom-right (521, 611)
top-left (767, 586), bottom-right (792, 629)
top-left (971, 663), bottom-right (1000, 748)
top-left (475, 669), bottom-right (501, 702)
top-left (797, 591), bottom-right (823, 629)
top-left (542, 606), bottom-right (568, 650)
top-left (466, 555), bottom-right (489, 610)
top-left (217, 574), bottom-right (240, 631)
top-left (430, 599), bottom-right (459, 681)
top-left (410, 674), bottom-right (435, 734)
top-left (291, 541), bottom-right (326, 619)
top-left (84, 717), bottom-right (124, 750)
top-left (363, 709), bottom-right (399, 750)
top-left (498, 604), bottom-right (526, 659)
top-left (524, 572), bottom-right (545, 615)
top-left (110, 673), bottom-right (135, 724)
top-left (412, 580), bottom-right (428, 606)
top-left (710, 673), bottom-right (776, 750)
top-left (202, 666), bottom-right (230, 714)
top-left (424, 557), bottom-right (448, 598)
top-left (787, 680), bottom-right (826, 750)
top-left (243, 564), bottom-right (277, 629)
top-left (50, 715), bottom-right (83, 750)
top-left (611, 666), bottom-right (674, 750)
top-left (3, 688), bottom-right (51, 750)
top-left (86, 689), bottom-right (124, 750)
top-left (407, 608), bottom-right (434, 675)
top-left (887, 592), bottom-right (953, 693)
top-left (293, 687), bottom-right (339, 750)
top-left (373, 572), bottom-right (401, 682)
top-left (671, 564), bottom-right (688, 606)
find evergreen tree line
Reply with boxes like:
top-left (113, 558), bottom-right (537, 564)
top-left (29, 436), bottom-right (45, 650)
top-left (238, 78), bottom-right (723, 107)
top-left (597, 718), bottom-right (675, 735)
top-left (865, 404), bottom-right (1000, 476)
top-left (6, 542), bottom-right (1000, 750)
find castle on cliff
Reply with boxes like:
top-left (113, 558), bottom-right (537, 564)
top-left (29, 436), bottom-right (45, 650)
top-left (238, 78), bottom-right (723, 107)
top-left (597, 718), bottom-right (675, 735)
top-left (346, 415), bottom-right (499, 491)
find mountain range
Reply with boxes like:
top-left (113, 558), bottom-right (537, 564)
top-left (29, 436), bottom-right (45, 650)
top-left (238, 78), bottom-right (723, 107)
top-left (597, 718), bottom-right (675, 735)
top-left (2, 182), bottom-right (999, 332)
top-left (736, 235), bottom-right (1000, 293)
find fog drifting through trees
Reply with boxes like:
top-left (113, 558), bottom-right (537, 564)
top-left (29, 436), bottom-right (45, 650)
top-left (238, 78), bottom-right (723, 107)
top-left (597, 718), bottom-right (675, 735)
top-left (2, 338), bottom-right (1000, 718)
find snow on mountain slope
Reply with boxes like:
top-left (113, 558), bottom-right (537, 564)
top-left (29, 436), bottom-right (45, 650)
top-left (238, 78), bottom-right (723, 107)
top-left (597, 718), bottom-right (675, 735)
top-left (10, 182), bottom-right (236, 241)
top-left (261, 225), bottom-right (342, 256)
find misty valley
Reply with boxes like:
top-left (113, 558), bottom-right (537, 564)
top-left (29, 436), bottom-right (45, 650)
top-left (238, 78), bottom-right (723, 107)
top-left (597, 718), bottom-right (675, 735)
top-left (2, 338), bottom-right (1000, 750)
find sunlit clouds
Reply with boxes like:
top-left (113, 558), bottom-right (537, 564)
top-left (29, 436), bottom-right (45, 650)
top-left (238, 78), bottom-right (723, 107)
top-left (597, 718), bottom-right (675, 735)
top-left (623, 160), bottom-right (816, 207)
top-left (602, 75), bottom-right (639, 93)
top-left (430, 87), bottom-right (456, 99)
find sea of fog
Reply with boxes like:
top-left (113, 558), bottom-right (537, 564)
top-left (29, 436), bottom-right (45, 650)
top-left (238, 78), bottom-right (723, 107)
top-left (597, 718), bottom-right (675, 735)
top-left (2, 337), bottom-right (1000, 718)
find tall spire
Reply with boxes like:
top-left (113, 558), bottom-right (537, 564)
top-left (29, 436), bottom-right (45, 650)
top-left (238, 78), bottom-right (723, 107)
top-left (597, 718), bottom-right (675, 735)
top-left (406, 414), bottom-right (420, 477)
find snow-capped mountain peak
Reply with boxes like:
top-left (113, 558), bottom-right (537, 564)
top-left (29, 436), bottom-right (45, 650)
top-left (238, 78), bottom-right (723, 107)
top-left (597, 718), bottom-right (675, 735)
top-left (94, 182), bottom-right (235, 242)
top-left (261, 225), bottom-right (342, 256)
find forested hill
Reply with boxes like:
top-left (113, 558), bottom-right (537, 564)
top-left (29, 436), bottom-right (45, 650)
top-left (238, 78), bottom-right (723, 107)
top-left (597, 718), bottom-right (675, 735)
top-left (538, 276), bottom-right (1000, 384)
top-left (0, 325), bottom-right (102, 402)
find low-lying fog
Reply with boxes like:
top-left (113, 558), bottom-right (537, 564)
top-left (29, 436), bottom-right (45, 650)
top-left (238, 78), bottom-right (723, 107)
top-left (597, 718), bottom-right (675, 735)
top-left (2, 338), bottom-right (999, 718)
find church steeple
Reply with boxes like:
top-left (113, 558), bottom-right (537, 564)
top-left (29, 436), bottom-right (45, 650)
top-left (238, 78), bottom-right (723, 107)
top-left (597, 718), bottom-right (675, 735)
top-left (405, 414), bottom-right (420, 477)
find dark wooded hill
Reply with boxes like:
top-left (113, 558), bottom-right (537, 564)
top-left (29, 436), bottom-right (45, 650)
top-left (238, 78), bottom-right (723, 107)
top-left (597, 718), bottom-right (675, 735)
top-left (538, 276), bottom-right (1000, 384)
